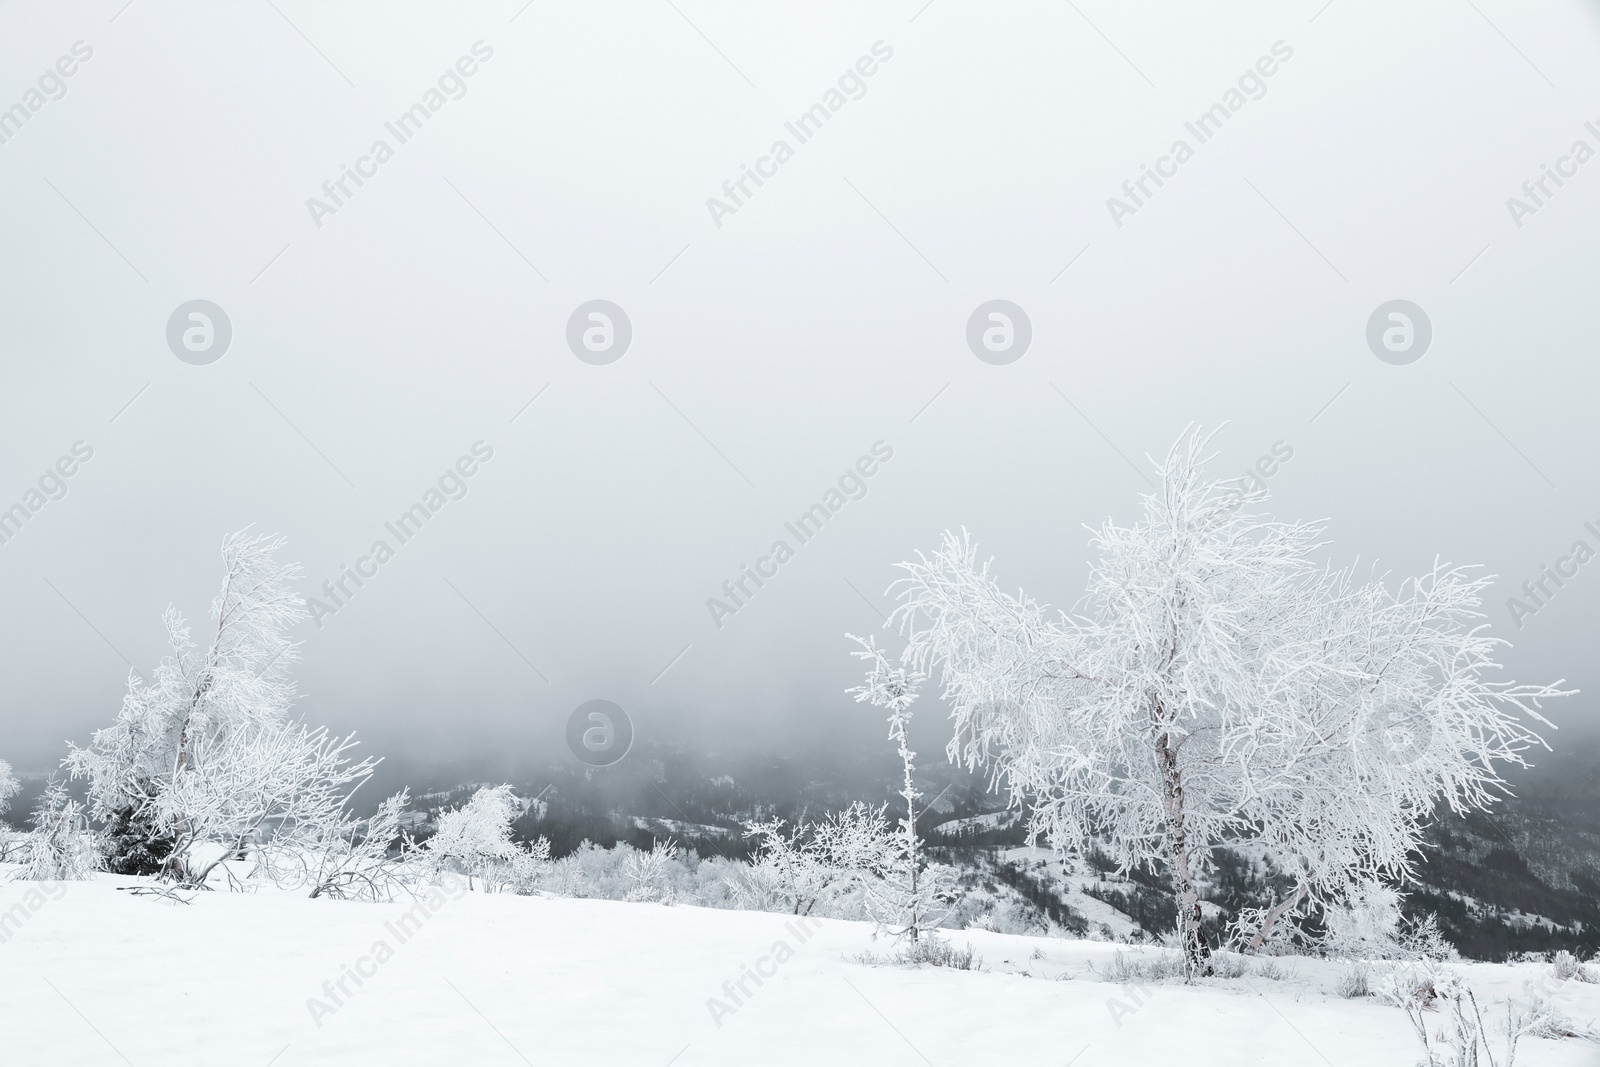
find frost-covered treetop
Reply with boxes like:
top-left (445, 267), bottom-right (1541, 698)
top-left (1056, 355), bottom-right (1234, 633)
top-left (878, 427), bottom-right (1567, 909)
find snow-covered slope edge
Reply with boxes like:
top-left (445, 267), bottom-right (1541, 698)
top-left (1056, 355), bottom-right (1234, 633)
top-left (0, 872), bottom-right (1595, 1066)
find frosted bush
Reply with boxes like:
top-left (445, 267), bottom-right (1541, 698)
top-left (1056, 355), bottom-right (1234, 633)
top-left (1334, 962), bottom-right (1370, 999)
top-left (963, 897), bottom-right (1049, 937)
top-left (1375, 958), bottom-right (1460, 1010)
top-left (1321, 882), bottom-right (1457, 962)
top-left (0, 759), bottom-right (18, 815)
top-left (545, 841), bottom-right (641, 900)
top-left (1550, 949), bottom-right (1597, 984)
top-left (623, 839), bottom-right (680, 904)
top-left (18, 781), bottom-right (101, 881)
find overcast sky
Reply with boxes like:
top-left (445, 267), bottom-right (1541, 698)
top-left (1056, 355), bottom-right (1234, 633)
top-left (1, 1), bottom-right (1597, 780)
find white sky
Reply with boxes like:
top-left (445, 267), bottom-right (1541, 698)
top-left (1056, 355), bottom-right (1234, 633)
top-left (1, 0), bottom-right (1597, 776)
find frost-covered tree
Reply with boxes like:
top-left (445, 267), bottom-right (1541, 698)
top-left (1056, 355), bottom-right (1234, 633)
top-left (735, 804), bottom-right (897, 916)
top-left (261, 789), bottom-right (415, 900)
top-left (18, 780), bottom-right (100, 881)
top-left (860, 428), bottom-right (1566, 977)
top-left (623, 838), bottom-right (681, 904)
top-left (733, 818), bottom-right (831, 914)
top-left (64, 531), bottom-right (378, 886)
top-left (156, 721), bottom-right (378, 886)
top-left (425, 784), bottom-right (523, 890)
top-left (1319, 880), bottom-right (1454, 962)
top-left (0, 759), bottom-right (18, 815)
top-left (848, 636), bottom-right (957, 942)
top-left (0, 760), bottom-right (22, 862)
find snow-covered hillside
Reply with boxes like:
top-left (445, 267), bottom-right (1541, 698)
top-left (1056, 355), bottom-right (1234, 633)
top-left (2, 872), bottom-right (1595, 1066)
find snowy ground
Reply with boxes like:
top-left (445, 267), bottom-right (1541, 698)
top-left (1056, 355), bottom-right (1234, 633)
top-left (1, 870), bottom-right (1596, 1066)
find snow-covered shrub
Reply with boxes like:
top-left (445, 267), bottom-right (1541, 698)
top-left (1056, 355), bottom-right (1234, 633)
top-left (959, 896), bottom-right (1050, 937)
top-left (734, 803), bottom-right (897, 917)
top-left (65, 531), bottom-right (379, 887)
top-left (623, 838), bottom-right (680, 904)
top-left (0, 759), bottom-right (18, 815)
top-left (544, 840), bottom-right (637, 899)
top-left (1508, 993), bottom-right (1600, 1042)
top-left (856, 932), bottom-right (982, 970)
top-left (425, 785), bottom-right (521, 890)
top-left (1405, 913), bottom-right (1458, 962)
top-left (17, 781), bottom-right (100, 881)
top-left (1434, 987), bottom-right (1489, 1067)
top-left (1400, 984), bottom-right (1574, 1067)
top-left (1250, 958), bottom-right (1294, 981)
top-left (1204, 951), bottom-right (1250, 979)
top-left (1550, 950), bottom-right (1597, 984)
top-left (157, 720), bottom-right (378, 886)
top-left (499, 837), bottom-right (553, 896)
top-left (0, 828), bottom-right (23, 864)
top-left (0, 761), bottom-right (23, 862)
top-left (862, 427), bottom-right (1567, 978)
top-left (1096, 950), bottom-right (1188, 985)
top-left (1375, 958), bottom-right (1460, 1011)
top-left (538, 840), bottom-right (739, 907)
top-left (260, 790), bottom-right (415, 901)
top-left (1335, 962), bottom-right (1371, 999)
top-left (1321, 882), bottom-right (1457, 962)
top-left (1321, 882), bottom-right (1408, 959)
top-left (730, 820), bottom-right (832, 914)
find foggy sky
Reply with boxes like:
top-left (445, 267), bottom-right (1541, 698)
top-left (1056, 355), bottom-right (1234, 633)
top-left (2, 1), bottom-right (1598, 780)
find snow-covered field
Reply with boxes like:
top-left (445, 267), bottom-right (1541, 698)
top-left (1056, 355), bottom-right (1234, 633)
top-left (3, 872), bottom-right (1596, 1066)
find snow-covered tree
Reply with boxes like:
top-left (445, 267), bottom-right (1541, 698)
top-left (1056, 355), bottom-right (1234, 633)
top-left (64, 531), bottom-right (379, 886)
top-left (734, 817), bottom-right (832, 915)
top-left (735, 804), bottom-right (897, 916)
top-left (261, 789), bottom-right (416, 901)
top-left (18, 780), bottom-right (100, 881)
top-left (860, 428), bottom-right (1566, 978)
top-left (0, 761), bottom-right (23, 862)
top-left (0, 759), bottom-right (18, 815)
top-left (499, 836), bottom-right (553, 896)
top-left (1320, 880), bottom-right (1455, 962)
top-left (848, 635), bottom-right (957, 942)
top-left (156, 720), bottom-right (377, 885)
top-left (425, 784), bottom-right (523, 890)
top-left (623, 838), bottom-right (681, 904)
